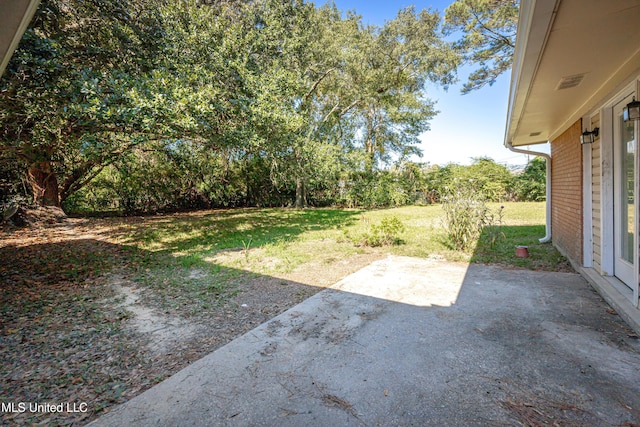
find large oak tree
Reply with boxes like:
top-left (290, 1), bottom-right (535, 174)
top-left (1, 0), bottom-right (460, 211)
top-left (0, 0), bottom-right (172, 207)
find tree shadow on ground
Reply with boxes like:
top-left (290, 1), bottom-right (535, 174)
top-left (0, 235), bottom-right (323, 426)
top-left (0, 213), bottom-right (575, 425)
top-left (1, 223), bottom-right (637, 427)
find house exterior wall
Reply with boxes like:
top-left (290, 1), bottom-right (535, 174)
top-left (551, 119), bottom-right (583, 265)
top-left (591, 114), bottom-right (602, 273)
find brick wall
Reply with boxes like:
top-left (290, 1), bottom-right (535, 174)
top-left (551, 119), bottom-right (583, 265)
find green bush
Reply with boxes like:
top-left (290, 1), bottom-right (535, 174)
top-left (346, 215), bottom-right (406, 247)
top-left (514, 157), bottom-right (546, 201)
top-left (441, 183), bottom-right (504, 251)
top-left (424, 158), bottom-right (517, 203)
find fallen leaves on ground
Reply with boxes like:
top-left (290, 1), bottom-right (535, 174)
top-left (0, 215), bottom-right (332, 426)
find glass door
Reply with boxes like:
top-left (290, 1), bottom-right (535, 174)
top-left (613, 93), bottom-right (639, 301)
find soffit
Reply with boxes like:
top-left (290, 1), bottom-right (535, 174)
top-left (0, 0), bottom-right (41, 77)
top-left (506, 0), bottom-right (640, 146)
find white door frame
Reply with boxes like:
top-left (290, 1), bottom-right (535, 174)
top-left (600, 79), bottom-right (640, 307)
top-left (612, 92), bottom-right (637, 288)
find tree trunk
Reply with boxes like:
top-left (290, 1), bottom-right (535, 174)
top-left (27, 162), bottom-right (60, 207)
top-left (364, 133), bottom-right (376, 174)
top-left (295, 176), bottom-right (307, 209)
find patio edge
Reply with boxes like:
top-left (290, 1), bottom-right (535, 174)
top-left (580, 267), bottom-right (640, 335)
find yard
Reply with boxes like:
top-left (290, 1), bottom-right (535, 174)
top-left (0, 202), bottom-right (570, 425)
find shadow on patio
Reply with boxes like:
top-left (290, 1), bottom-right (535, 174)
top-left (86, 254), bottom-right (640, 427)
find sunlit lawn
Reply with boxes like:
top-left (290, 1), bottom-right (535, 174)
top-left (344, 202), bottom-right (568, 270)
top-left (116, 202), bottom-right (569, 285)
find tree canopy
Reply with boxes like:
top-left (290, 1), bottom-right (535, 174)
top-left (0, 0), bottom-right (460, 211)
top-left (1, 0), bottom-right (536, 214)
top-left (1, 0), bottom-right (171, 206)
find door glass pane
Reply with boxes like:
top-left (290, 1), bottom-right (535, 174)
top-left (620, 116), bottom-right (635, 264)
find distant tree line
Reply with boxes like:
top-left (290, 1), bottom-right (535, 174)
top-left (62, 156), bottom-right (545, 213)
top-left (0, 0), bottom-right (521, 215)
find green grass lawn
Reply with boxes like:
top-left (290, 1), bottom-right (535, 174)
top-left (117, 202), bottom-right (570, 307)
top-left (336, 202), bottom-right (568, 270)
top-left (471, 202), bottom-right (569, 270)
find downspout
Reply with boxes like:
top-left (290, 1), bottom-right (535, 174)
top-left (506, 142), bottom-right (552, 243)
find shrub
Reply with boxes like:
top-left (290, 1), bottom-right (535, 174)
top-left (346, 215), bottom-right (406, 247)
top-left (424, 158), bottom-right (517, 203)
top-left (441, 183), bottom-right (504, 251)
top-left (514, 157), bottom-right (546, 201)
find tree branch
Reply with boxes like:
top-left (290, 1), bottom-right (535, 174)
top-left (59, 137), bottom-right (152, 201)
top-left (469, 8), bottom-right (515, 49)
top-left (303, 68), bottom-right (336, 102)
top-left (339, 99), bottom-right (360, 116)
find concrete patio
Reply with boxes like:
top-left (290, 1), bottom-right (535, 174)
top-left (89, 256), bottom-right (640, 426)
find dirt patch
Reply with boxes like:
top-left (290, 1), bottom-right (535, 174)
top-left (282, 252), bottom-right (383, 287)
top-left (109, 276), bottom-right (200, 355)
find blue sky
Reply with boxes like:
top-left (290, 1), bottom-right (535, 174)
top-left (324, 0), bottom-right (542, 166)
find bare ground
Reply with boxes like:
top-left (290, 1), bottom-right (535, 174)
top-left (0, 214), bottom-right (382, 426)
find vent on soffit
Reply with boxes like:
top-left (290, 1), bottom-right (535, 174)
top-left (529, 132), bottom-right (542, 137)
top-left (556, 73), bottom-right (586, 90)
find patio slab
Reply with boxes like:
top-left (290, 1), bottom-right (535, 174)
top-left (88, 256), bottom-right (640, 426)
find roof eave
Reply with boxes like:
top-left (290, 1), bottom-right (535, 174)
top-left (0, 0), bottom-right (41, 78)
top-left (504, 0), bottom-right (560, 148)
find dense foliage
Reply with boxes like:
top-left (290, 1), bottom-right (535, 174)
top-left (1, 0), bottom-right (170, 207)
top-left (0, 0), bottom-right (534, 215)
top-left (513, 156), bottom-right (546, 202)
